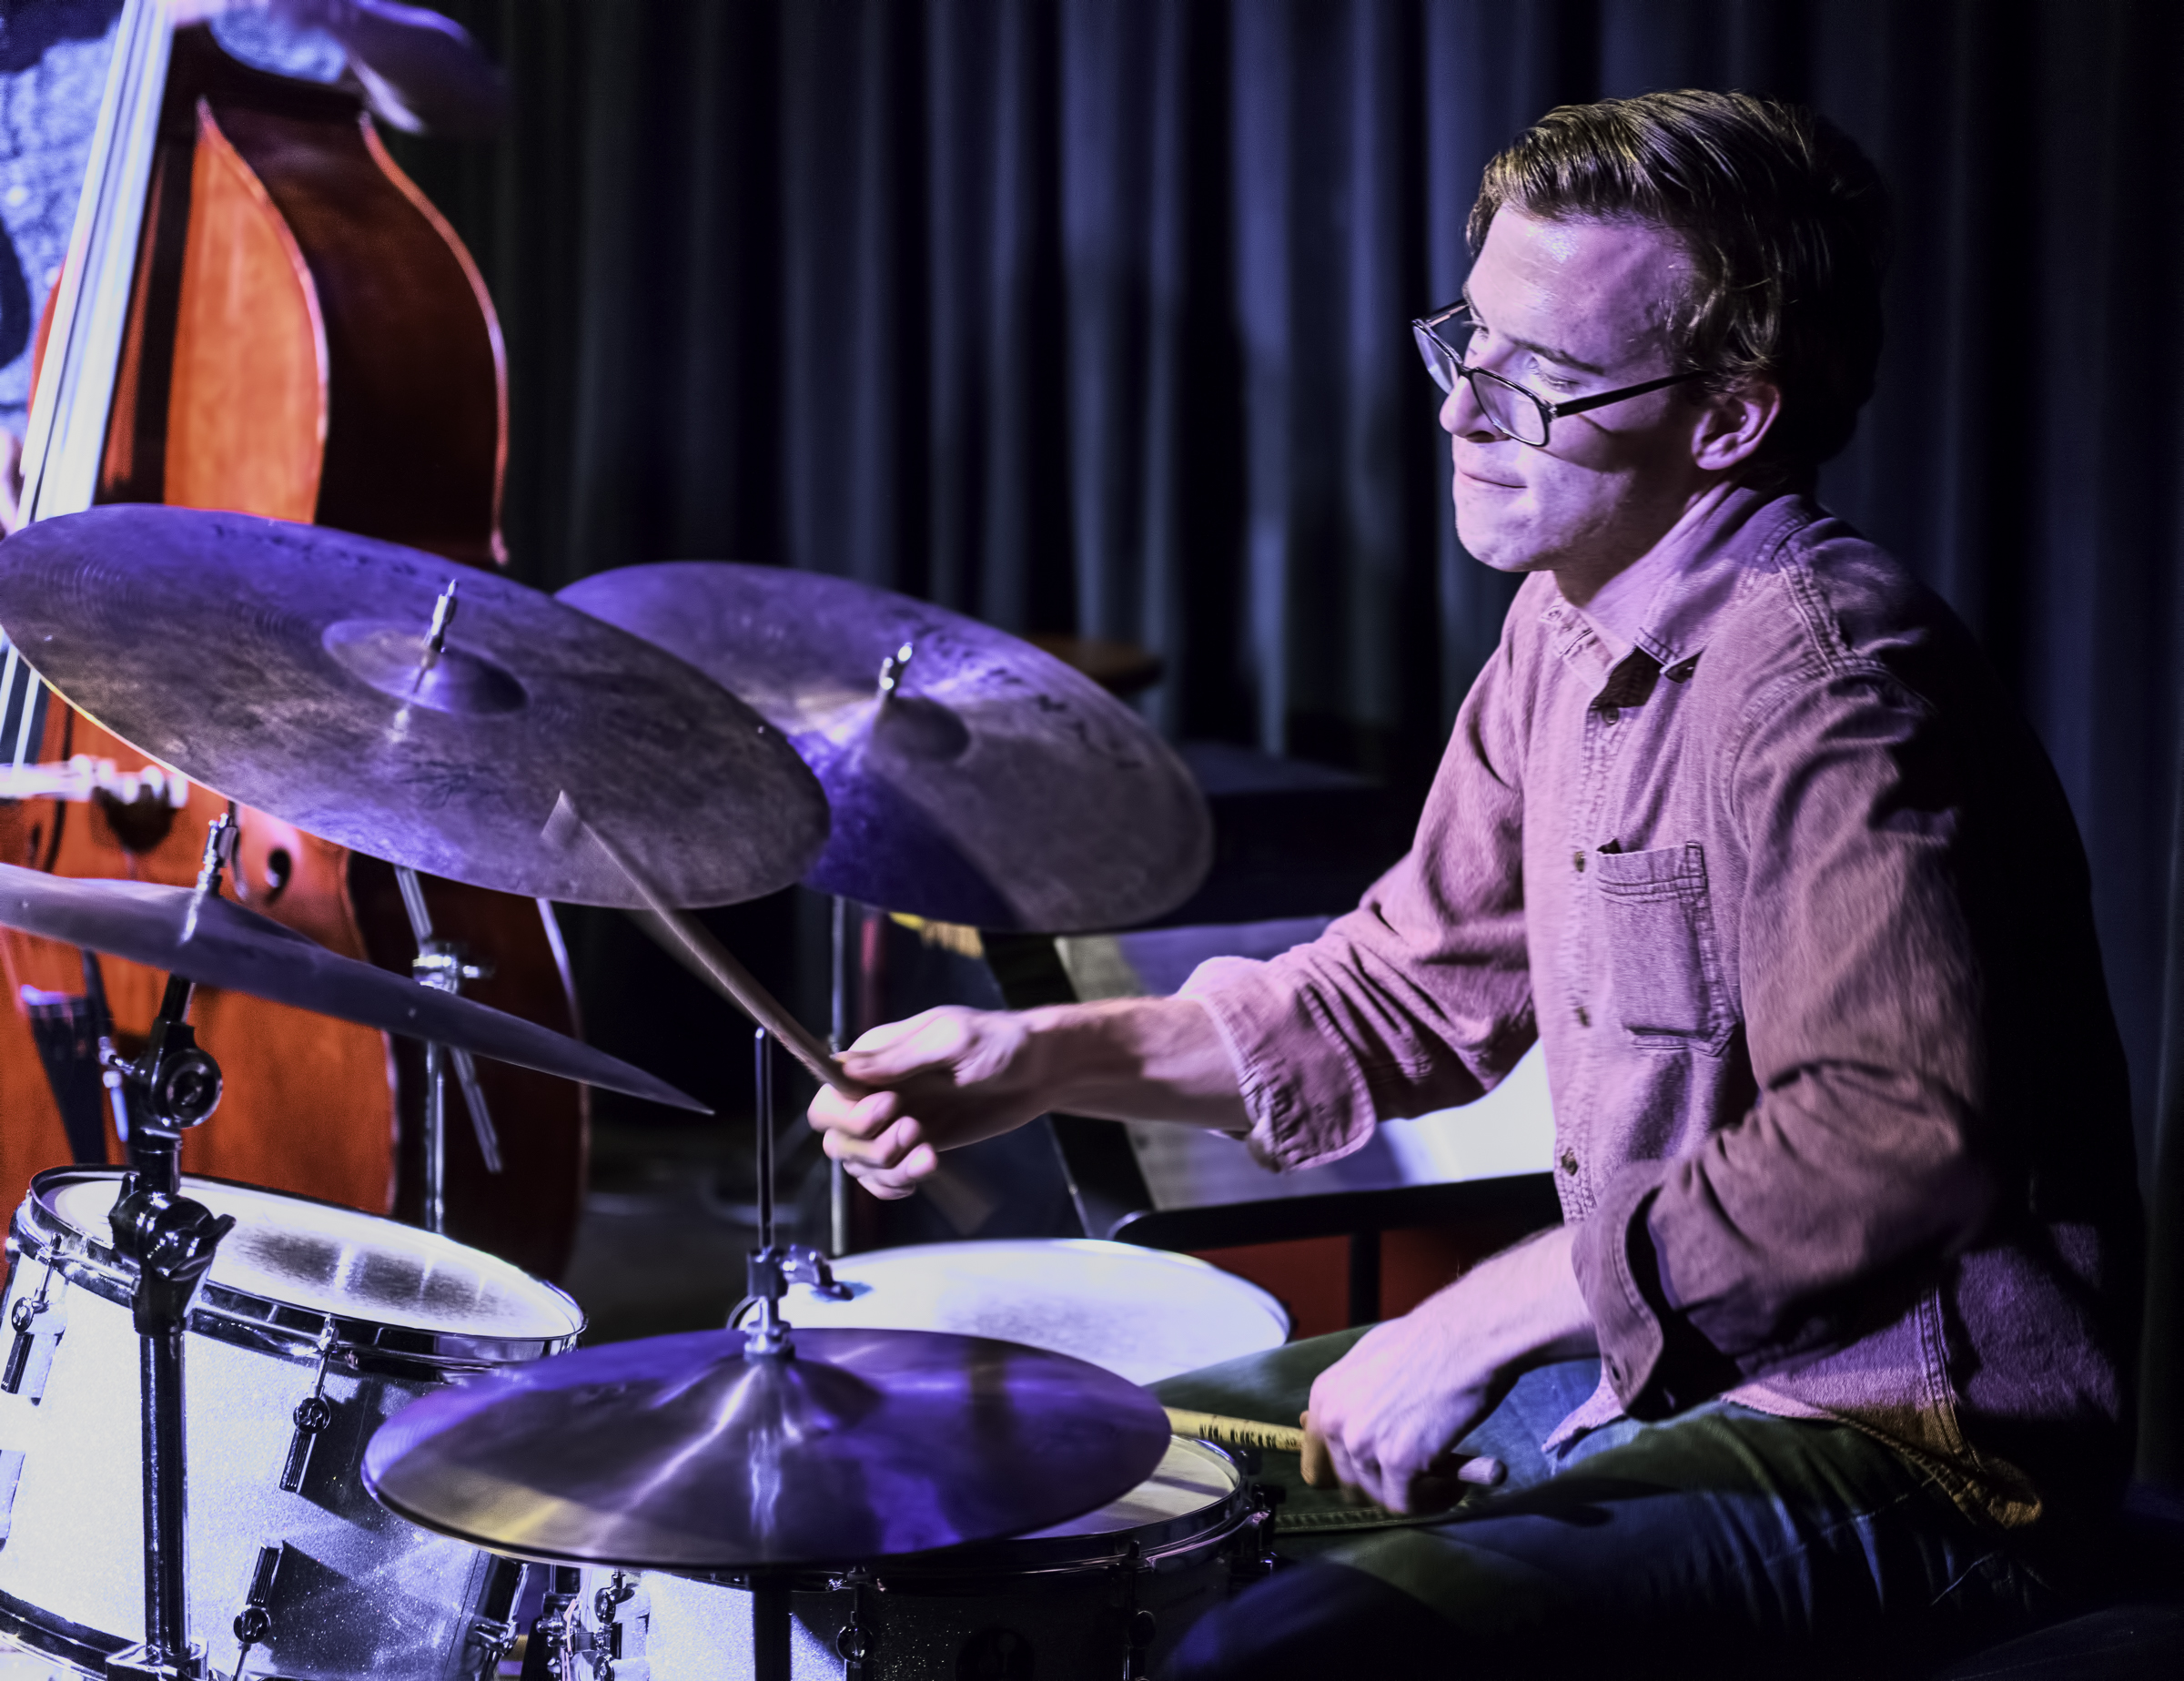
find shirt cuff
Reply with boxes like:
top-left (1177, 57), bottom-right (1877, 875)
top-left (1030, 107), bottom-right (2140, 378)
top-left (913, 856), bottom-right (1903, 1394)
top-left (1178, 956), bottom-right (1380, 1172)
top-left (1570, 1162), bottom-right (1740, 1418)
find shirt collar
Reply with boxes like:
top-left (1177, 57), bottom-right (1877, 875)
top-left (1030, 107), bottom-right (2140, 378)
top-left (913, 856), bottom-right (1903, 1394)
top-left (1538, 485), bottom-right (1816, 677)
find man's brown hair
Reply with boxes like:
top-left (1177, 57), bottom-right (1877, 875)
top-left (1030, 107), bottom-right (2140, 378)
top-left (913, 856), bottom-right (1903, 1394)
top-left (1471, 90), bottom-right (1891, 481)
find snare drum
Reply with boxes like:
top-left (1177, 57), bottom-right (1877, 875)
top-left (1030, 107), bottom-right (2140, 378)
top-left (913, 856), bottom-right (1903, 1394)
top-left (782, 1240), bottom-right (1289, 1384)
top-left (576, 1435), bottom-right (1265, 1681)
top-left (0, 1168), bottom-right (583, 1679)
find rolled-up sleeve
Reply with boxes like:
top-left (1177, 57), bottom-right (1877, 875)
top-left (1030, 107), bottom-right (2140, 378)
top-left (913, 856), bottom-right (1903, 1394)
top-left (1179, 628), bottom-right (1540, 1171)
top-left (1571, 667), bottom-right (2002, 1416)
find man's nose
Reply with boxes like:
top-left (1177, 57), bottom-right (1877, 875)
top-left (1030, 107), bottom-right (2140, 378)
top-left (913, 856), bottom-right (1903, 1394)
top-left (1441, 374), bottom-right (1497, 441)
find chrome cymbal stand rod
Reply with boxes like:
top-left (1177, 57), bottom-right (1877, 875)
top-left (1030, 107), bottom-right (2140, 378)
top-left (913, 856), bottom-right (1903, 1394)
top-left (754, 1026), bottom-right (776, 1254)
top-left (829, 894), bottom-right (850, 1257)
top-left (397, 864), bottom-right (499, 1237)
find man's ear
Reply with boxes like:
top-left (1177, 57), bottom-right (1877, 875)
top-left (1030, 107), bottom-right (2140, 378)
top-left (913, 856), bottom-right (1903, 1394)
top-left (1691, 379), bottom-right (1783, 473)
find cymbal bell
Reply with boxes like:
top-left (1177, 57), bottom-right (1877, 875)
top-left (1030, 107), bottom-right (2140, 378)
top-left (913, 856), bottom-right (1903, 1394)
top-left (557, 563), bottom-right (1212, 932)
top-left (362, 1326), bottom-right (1173, 1568)
top-left (0, 861), bottom-right (706, 1111)
top-left (0, 508), bottom-right (831, 907)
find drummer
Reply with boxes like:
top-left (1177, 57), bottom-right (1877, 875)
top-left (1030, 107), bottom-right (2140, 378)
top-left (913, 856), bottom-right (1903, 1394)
top-left (809, 90), bottom-right (2142, 1676)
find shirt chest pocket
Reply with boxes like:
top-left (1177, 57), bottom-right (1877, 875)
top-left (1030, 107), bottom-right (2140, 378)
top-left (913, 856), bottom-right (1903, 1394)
top-left (1592, 842), bottom-right (1735, 1054)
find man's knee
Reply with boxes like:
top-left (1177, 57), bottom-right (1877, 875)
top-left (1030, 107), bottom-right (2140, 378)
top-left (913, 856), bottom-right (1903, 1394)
top-left (1166, 1560), bottom-right (1458, 1681)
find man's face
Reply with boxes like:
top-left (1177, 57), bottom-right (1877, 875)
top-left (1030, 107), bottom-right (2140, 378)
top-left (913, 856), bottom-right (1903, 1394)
top-left (1448, 209), bottom-right (1718, 594)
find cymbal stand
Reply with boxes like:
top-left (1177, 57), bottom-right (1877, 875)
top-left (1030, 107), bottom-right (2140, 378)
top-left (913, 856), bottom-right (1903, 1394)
top-left (740, 1025), bottom-right (847, 1681)
top-left (98, 817), bottom-right (238, 1680)
top-left (740, 1027), bottom-right (850, 1360)
top-left (394, 865), bottom-right (502, 1236)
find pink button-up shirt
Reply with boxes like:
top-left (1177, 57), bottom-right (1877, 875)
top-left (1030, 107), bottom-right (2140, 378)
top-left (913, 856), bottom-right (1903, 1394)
top-left (1183, 489), bottom-right (2139, 1525)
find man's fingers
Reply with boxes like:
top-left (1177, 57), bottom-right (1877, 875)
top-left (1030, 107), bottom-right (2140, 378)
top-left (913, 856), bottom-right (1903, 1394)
top-left (807, 1086), bottom-right (903, 1140)
top-left (840, 1009), bottom-right (972, 1082)
top-left (821, 1114), bottom-right (926, 1171)
top-left (838, 1141), bottom-right (939, 1200)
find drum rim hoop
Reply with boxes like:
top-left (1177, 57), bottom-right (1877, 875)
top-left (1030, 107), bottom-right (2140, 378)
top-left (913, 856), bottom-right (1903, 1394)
top-left (0, 1580), bottom-right (131, 1670)
top-left (13, 1166), bottom-right (583, 1372)
top-left (872, 1438), bottom-right (1254, 1580)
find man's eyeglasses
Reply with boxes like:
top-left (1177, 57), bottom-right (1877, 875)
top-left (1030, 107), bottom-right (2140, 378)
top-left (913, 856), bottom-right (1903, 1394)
top-left (1411, 301), bottom-right (1707, 448)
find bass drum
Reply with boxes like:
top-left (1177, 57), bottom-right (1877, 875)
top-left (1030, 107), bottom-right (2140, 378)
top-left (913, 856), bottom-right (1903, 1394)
top-left (0, 1169), bottom-right (582, 1679)
top-left (576, 1436), bottom-right (1269, 1681)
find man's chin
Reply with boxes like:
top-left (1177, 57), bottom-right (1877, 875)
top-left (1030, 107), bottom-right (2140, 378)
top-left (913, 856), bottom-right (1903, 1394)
top-left (1453, 505), bottom-right (1552, 575)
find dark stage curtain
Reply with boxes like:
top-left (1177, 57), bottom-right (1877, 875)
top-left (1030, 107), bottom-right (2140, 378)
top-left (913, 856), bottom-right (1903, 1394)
top-left (389, 0), bottom-right (2184, 1479)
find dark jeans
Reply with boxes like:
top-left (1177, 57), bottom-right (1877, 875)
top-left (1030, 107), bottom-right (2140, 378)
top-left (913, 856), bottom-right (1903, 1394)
top-left (1153, 1332), bottom-right (2064, 1680)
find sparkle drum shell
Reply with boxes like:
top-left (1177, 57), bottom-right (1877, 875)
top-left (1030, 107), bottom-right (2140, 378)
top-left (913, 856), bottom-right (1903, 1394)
top-left (781, 1240), bottom-right (1289, 1385)
top-left (0, 1169), bottom-right (582, 1678)
top-left (577, 1436), bottom-right (1265, 1681)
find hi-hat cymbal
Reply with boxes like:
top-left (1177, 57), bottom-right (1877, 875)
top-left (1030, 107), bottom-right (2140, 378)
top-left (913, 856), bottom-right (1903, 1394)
top-left (0, 862), bottom-right (705, 1111)
top-left (557, 563), bottom-right (1212, 932)
top-left (362, 1326), bottom-right (1172, 1568)
top-left (0, 508), bottom-right (830, 906)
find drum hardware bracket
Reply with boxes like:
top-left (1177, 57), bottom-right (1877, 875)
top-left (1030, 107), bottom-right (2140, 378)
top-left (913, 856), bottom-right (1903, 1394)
top-left (225, 1542), bottom-right (283, 1681)
top-left (520, 1570), bottom-right (581, 1681)
top-left (278, 1322), bottom-right (342, 1494)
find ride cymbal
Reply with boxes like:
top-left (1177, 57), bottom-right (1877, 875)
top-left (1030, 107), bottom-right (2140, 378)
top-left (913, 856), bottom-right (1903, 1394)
top-left (362, 1326), bottom-right (1172, 1568)
top-left (557, 563), bottom-right (1211, 932)
top-left (0, 507), bottom-right (829, 906)
top-left (0, 862), bottom-right (705, 1110)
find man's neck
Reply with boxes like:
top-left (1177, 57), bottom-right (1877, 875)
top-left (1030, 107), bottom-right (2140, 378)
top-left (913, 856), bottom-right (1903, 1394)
top-left (1554, 478), bottom-right (1756, 647)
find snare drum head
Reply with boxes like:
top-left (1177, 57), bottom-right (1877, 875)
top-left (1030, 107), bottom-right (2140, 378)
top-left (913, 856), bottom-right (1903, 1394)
top-left (44, 1171), bottom-right (581, 1341)
top-left (784, 1238), bottom-right (1289, 1384)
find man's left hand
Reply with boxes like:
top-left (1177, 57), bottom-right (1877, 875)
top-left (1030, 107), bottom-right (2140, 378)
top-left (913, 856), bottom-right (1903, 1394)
top-left (1304, 1224), bottom-right (1597, 1513)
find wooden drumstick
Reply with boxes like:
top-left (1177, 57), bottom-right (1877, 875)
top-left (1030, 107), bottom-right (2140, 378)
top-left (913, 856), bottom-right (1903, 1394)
top-left (544, 793), bottom-right (869, 1097)
top-left (1163, 1408), bottom-right (1307, 1454)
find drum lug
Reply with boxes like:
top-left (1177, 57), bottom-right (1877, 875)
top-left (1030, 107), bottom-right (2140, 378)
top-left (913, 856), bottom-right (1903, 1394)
top-left (1111, 1542), bottom-right (1156, 1681)
top-left (2, 1255), bottom-right (66, 1397)
top-left (1230, 1482), bottom-right (1286, 1582)
top-left (227, 1543), bottom-right (285, 1681)
top-left (278, 1322), bottom-right (343, 1494)
top-left (829, 1567), bottom-right (874, 1680)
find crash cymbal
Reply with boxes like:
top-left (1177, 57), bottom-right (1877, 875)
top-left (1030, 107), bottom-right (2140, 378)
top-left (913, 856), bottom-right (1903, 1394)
top-left (556, 563), bottom-right (1212, 932)
top-left (362, 1326), bottom-right (1172, 1568)
top-left (0, 508), bottom-right (829, 906)
top-left (0, 861), bottom-right (705, 1111)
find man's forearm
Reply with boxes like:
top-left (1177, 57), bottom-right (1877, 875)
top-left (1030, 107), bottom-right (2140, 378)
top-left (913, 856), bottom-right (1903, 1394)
top-left (1016, 997), bottom-right (1249, 1130)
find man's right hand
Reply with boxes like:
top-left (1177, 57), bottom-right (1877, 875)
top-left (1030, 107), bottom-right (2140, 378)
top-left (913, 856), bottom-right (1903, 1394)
top-left (807, 995), bottom-right (1248, 1200)
top-left (809, 1008), bottom-right (1057, 1199)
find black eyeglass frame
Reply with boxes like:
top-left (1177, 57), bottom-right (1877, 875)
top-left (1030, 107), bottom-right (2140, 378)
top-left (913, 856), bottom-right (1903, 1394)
top-left (1411, 299), bottom-right (1708, 447)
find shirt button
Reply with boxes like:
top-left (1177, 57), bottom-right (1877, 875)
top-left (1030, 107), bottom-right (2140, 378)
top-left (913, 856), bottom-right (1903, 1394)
top-left (1575, 1005), bottom-right (1590, 1028)
top-left (1600, 704), bottom-right (1620, 724)
top-left (1572, 850), bottom-right (1586, 873)
top-left (1560, 1149), bottom-right (1579, 1176)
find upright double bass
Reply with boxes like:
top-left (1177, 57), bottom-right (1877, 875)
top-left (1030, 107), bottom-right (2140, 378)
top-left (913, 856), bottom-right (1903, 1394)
top-left (0, 8), bottom-right (585, 1277)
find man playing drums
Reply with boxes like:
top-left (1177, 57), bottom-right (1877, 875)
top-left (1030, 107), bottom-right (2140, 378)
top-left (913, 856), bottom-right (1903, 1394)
top-left (810, 91), bottom-right (2140, 1675)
